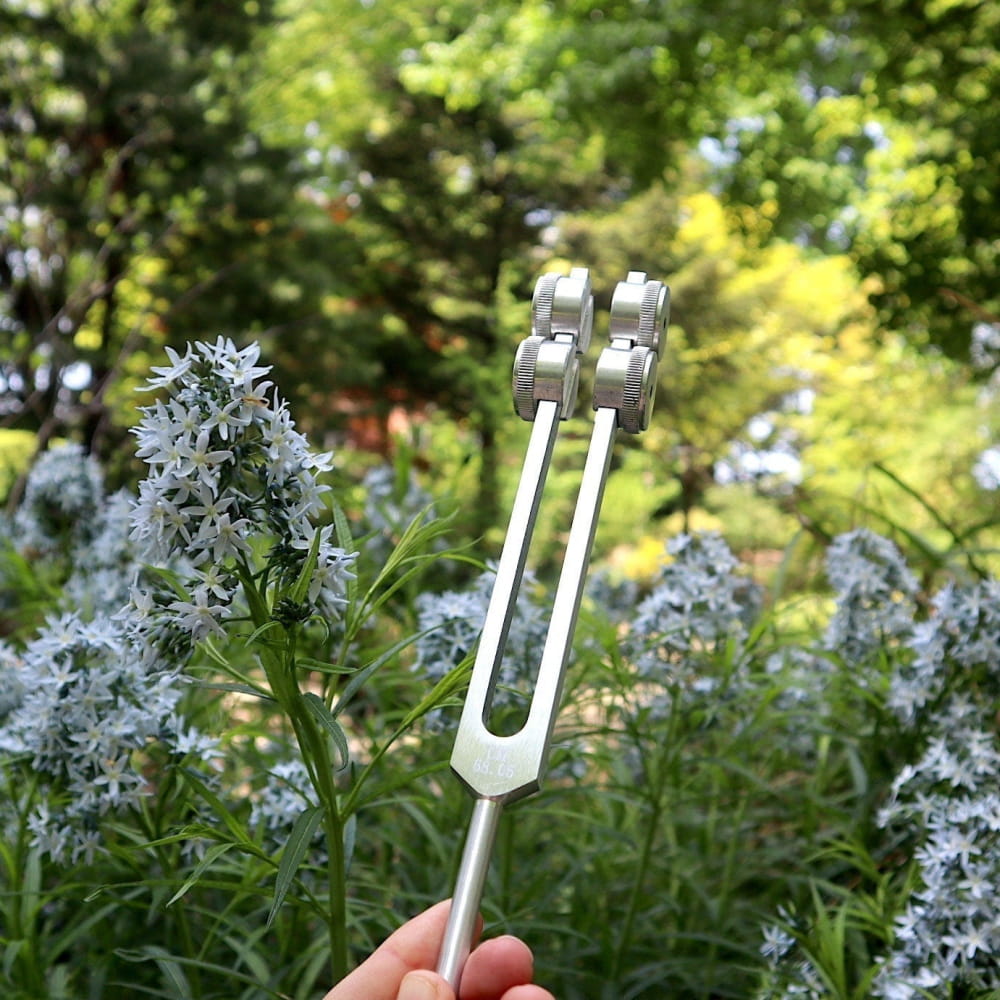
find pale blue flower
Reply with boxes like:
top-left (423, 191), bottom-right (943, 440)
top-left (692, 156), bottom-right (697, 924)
top-left (0, 610), bottom-right (208, 862)
top-left (414, 567), bottom-right (549, 716)
top-left (623, 533), bottom-right (763, 720)
top-left (128, 338), bottom-right (357, 642)
top-left (823, 529), bottom-right (918, 667)
top-left (14, 442), bottom-right (104, 556)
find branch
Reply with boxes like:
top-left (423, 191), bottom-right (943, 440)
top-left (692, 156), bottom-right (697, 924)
top-left (937, 286), bottom-right (1000, 327)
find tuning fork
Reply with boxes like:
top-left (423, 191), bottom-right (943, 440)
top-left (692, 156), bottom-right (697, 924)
top-left (435, 269), bottom-right (670, 990)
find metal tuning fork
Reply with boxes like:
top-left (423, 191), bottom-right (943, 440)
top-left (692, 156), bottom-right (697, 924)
top-left (436, 269), bottom-right (670, 990)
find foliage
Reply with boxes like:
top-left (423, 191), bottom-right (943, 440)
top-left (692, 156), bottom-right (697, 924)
top-left (0, 0), bottom-right (354, 466)
top-left (3, 346), bottom-right (999, 998)
top-left (4, 0), bottom-right (999, 561)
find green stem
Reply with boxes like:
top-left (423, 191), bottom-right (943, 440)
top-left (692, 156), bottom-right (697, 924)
top-left (238, 567), bottom-right (350, 981)
top-left (324, 809), bottom-right (350, 981)
top-left (286, 673), bottom-right (350, 982)
top-left (138, 799), bottom-right (203, 995)
top-left (610, 699), bottom-right (680, 982)
top-left (611, 788), bottom-right (665, 983)
top-left (3, 777), bottom-right (45, 994)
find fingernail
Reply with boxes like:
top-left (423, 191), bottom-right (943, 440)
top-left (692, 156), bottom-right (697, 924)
top-left (397, 971), bottom-right (442, 1000)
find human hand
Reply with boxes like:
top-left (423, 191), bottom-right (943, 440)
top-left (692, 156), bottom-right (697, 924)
top-left (323, 900), bottom-right (555, 1000)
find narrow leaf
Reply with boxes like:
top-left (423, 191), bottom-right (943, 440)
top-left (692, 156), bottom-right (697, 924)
top-left (167, 842), bottom-right (235, 906)
top-left (294, 656), bottom-right (354, 676)
top-left (331, 500), bottom-right (360, 608)
top-left (343, 813), bottom-right (357, 877)
top-left (332, 626), bottom-right (435, 719)
top-left (185, 678), bottom-right (275, 701)
top-left (180, 770), bottom-right (264, 857)
top-left (290, 527), bottom-right (323, 606)
top-left (331, 499), bottom-right (357, 555)
top-left (266, 805), bottom-right (323, 928)
top-left (303, 691), bottom-right (351, 769)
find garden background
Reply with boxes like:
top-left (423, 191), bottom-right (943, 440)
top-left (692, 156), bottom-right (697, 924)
top-left (1, 1), bottom-right (999, 998)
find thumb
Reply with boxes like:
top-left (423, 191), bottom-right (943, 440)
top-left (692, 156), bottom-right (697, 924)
top-left (396, 971), bottom-right (456, 1000)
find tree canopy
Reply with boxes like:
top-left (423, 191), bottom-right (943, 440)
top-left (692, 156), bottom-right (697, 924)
top-left (2, 0), bottom-right (997, 561)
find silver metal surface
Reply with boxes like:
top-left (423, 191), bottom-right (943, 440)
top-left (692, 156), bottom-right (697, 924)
top-left (609, 270), bottom-right (669, 353)
top-left (515, 269), bottom-right (593, 423)
top-left (549, 267), bottom-right (594, 353)
top-left (436, 268), bottom-right (669, 992)
top-left (436, 797), bottom-right (503, 988)
top-left (456, 397), bottom-right (561, 754)
top-left (524, 404), bottom-right (618, 749)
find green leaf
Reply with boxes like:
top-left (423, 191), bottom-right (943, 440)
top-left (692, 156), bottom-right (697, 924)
top-left (138, 563), bottom-right (191, 601)
top-left (331, 499), bottom-right (357, 555)
top-left (3, 940), bottom-right (22, 980)
top-left (19, 848), bottom-right (40, 930)
top-left (331, 500), bottom-right (360, 607)
top-left (266, 805), bottom-right (323, 928)
top-left (179, 770), bottom-right (266, 859)
top-left (247, 619), bottom-right (285, 645)
top-left (290, 526), bottom-right (323, 606)
top-left (166, 842), bottom-right (236, 906)
top-left (184, 678), bottom-right (276, 701)
top-left (331, 628), bottom-right (431, 719)
top-left (343, 812), bottom-right (357, 877)
top-left (294, 655), bottom-right (354, 676)
top-left (141, 945), bottom-right (191, 996)
top-left (115, 947), bottom-right (269, 992)
top-left (50, 898), bottom-right (122, 960)
top-left (352, 759), bottom-right (451, 812)
top-left (303, 691), bottom-right (350, 769)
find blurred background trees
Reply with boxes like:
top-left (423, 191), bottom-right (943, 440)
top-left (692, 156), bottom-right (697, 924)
top-left (2, 0), bottom-right (997, 569)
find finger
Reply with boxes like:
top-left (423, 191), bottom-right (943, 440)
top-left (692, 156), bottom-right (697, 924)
top-left (325, 901), bottom-right (475, 1000)
top-left (396, 970), bottom-right (455, 1000)
top-left (458, 935), bottom-right (536, 1000)
top-left (499, 987), bottom-right (556, 1000)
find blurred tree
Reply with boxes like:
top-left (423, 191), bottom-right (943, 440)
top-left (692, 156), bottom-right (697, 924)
top-left (0, 0), bottom-right (355, 476)
top-left (787, 329), bottom-right (1000, 576)
top-left (255, 0), bottom-right (998, 537)
top-left (556, 182), bottom-right (867, 524)
top-left (393, 0), bottom-right (999, 365)
top-left (691, 0), bottom-right (999, 363)
top-left (6, 0), bottom-right (995, 540)
top-left (254, 0), bottom-right (627, 534)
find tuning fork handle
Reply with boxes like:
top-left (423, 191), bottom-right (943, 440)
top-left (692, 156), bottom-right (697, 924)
top-left (436, 797), bottom-right (504, 989)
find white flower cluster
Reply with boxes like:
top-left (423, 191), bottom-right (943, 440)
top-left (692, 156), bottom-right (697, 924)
top-left (585, 570), bottom-right (639, 620)
top-left (13, 442), bottom-right (105, 556)
top-left (0, 611), bottom-right (216, 864)
top-left (873, 579), bottom-right (1000, 997)
top-left (0, 442), bottom-right (222, 864)
top-left (128, 338), bottom-right (356, 639)
top-left (761, 570), bottom-right (1000, 996)
top-left (887, 579), bottom-right (1000, 724)
top-left (625, 532), bottom-right (762, 689)
top-left (64, 489), bottom-right (143, 618)
top-left (250, 757), bottom-right (319, 838)
top-left (755, 917), bottom-right (827, 1000)
top-left (823, 529), bottom-right (919, 667)
top-left (0, 642), bottom-right (25, 721)
top-left (4, 443), bottom-right (143, 617)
